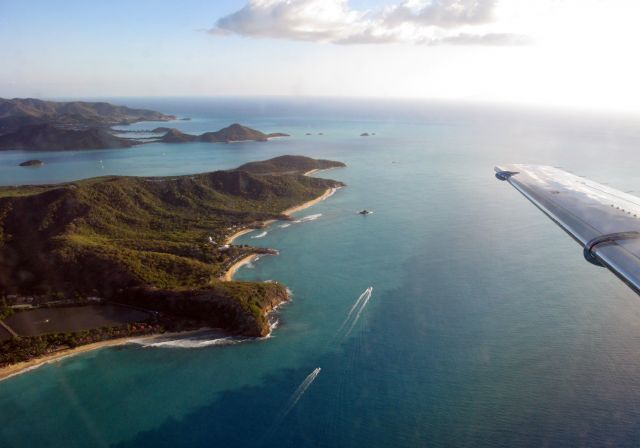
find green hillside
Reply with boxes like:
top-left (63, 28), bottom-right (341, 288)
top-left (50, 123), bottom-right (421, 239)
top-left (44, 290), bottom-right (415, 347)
top-left (0, 156), bottom-right (345, 336)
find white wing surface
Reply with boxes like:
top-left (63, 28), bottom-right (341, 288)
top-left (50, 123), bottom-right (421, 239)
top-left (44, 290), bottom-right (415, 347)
top-left (495, 165), bottom-right (640, 295)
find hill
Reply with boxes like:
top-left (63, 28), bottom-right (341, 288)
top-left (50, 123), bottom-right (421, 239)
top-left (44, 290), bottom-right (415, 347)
top-left (0, 98), bottom-right (175, 135)
top-left (160, 128), bottom-right (197, 143)
top-left (238, 155), bottom-right (346, 175)
top-left (0, 156), bottom-right (345, 337)
top-left (0, 124), bottom-right (135, 150)
top-left (160, 123), bottom-right (290, 144)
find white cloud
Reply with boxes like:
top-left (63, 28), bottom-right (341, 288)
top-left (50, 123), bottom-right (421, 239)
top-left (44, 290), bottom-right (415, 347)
top-left (210, 0), bottom-right (528, 45)
top-left (383, 0), bottom-right (497, 28)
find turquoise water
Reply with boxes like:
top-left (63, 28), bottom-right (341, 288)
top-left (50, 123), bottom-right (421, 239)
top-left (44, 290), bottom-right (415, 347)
top-left (2, 99), bottom-right (640, 447)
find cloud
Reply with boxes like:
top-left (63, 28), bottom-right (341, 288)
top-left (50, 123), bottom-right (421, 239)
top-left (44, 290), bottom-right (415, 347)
top-left (209, 0), bottom-right (527, 46)
top-left (383, 0), bottom-right (498, 28)
top-left (440, 32), bottom-right (533, 46)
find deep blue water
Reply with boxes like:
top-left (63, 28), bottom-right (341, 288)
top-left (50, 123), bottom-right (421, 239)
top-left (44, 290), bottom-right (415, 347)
top-left (2, 98), bottom-right (640, 447)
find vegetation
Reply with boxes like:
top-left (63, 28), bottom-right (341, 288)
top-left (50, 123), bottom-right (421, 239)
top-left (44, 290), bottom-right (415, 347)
top-left (0, 124), bottom-right (135, 150)
top-left (0, 97), bottom-right (175, 134)
top-left (238, 155), bottom-right (346, 174)
top-left (159, 123), bottom-right (290, 144)
top-left (0, 323), bottom-right (161, 366)
top-left (0, 298), bottom-right (13, 320)
top-left (0, 156), bottom-right (345, 338)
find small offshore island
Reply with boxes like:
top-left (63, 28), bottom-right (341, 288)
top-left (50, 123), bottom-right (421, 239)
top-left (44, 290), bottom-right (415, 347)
top-left (18, 159), bottom-right (44, 167)
top-left (0, 155), bottom-right (345, 375)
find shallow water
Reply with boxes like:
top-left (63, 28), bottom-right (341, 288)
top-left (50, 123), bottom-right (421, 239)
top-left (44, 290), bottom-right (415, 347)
top-left (2, 98), bottom-right (640, 447)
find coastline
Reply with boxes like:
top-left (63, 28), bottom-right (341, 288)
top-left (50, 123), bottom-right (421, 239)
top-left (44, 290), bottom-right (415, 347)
top-left (221, 186), bottom-right (339, 281)
top-left (281, 186), bottom-right (337, 216)
top-left (0, 165), bottom-right (344, 381)
top-left (223, 167), bottom-right (338, 246)
top-left (221, 254), bottom-right (259, 281)
top-left (223, 187), bottom-right (338, 245)
top-left (0, 337), bottom-right (137, 382)
top-left (0, 329), bottom-right (208, 383)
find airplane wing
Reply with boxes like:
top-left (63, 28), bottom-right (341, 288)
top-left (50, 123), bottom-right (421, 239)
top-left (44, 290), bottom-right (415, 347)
top-left (495, 164), bottom-right (640, 295)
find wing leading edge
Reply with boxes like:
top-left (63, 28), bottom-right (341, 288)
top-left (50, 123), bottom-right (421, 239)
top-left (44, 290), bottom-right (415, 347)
top-left (495, 164), bottom-right (640, 295)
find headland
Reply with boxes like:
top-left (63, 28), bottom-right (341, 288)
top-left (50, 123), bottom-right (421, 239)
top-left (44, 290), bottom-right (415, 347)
top-left (0, 155), bottom-right (345, 374)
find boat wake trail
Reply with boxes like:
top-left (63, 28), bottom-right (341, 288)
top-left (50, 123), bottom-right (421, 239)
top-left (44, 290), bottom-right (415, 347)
top-left (251, 231), bottom-right (268, 239)
top-left (281, 367), bottom-right (321, 417)
top-left (338, 287), bottom-right (372, 333)
top-left (336, 287), bottom-right (374, 340)
top-left (262, 367), bottom-right (322, 443)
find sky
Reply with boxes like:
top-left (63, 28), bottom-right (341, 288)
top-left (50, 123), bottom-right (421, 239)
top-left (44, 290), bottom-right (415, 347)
top-left (1, 0), bottom-right (640, 112)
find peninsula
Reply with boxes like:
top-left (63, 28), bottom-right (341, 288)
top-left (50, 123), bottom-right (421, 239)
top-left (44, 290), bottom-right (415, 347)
top-left (0, 155), bottom-right (345, 369)
top-left (0, 98), bottom-right (176, 134)
top-left (0, 124), bottom-right (134, 150)
top-left (158, 123), bottom-right (289, 144)
top-left (0, 98), bottom-right (290, 151)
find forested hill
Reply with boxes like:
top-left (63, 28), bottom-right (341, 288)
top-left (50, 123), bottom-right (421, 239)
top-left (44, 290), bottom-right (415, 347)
top-left (0, 98), bottom-right (175, 134)
top-left (0, 155), bottom-right (345, 336)
top-left (158, 123), bottom-right (290, 144)
top-left (238, 155), bottom-right (346, 174)
top-left (0, 124), bottom-right (134, 150)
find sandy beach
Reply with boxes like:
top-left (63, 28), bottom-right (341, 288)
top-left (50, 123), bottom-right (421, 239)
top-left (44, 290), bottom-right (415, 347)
top-left (221, 254), bottom-right (259, 281)
top-left (0, 337), bottom-right (139, 382)
top-left (0, 329), bottom-right (212, 382)
top-left (221, 185), bottom-right (339, 281)
top-left (223, 167), bottom-right (338, 246)
top-left (0, 171), bottom-right (342, 382)
top-left (281, 187), bottom-right (337, 216)
top-left (224, 186), bottom-right (338, 246)
top-left (224, 227), bottom-right (257, 245)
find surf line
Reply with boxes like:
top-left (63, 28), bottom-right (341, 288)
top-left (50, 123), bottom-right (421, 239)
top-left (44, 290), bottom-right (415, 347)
top-left (336, 286), bottom-right (373, 340)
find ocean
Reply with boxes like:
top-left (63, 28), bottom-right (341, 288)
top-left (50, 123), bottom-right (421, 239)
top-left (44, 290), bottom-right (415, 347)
top-left (2, 98), bottom-right (640, 447)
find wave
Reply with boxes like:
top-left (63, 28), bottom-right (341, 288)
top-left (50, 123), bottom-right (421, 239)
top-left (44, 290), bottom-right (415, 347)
top-left (279, 223), bottom-right (291, 228)
top-left (251, 231), bottom-right (268, 238)
top-left (323, 187), bottom-right (338, 200)
top-left (244, 254), bottom-right (263, 269)
top-left (130, 330), bottom-right (246, 349)
top-left (294, 213), bottom-right (322, 223)
top-left (140, 337), bottom-right (241, 348)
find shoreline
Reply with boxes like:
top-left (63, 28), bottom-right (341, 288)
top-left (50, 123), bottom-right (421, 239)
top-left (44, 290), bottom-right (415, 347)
top-left (0, 329), bottom-right (208, 383)
top-left (221, 254), bottom-right (259, 281)
top-left (281, 186), bottom-right (337, 216)
top-left (0, 166), bottom-right (344, 381)
top-left (223, 167), bottom-right (338, 246)
top-left (221, 186), bottom-right (339, 281)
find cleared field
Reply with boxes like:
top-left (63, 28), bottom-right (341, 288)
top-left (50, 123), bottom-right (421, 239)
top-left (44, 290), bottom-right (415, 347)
top-left (4, 305), bottom-right (151, 337)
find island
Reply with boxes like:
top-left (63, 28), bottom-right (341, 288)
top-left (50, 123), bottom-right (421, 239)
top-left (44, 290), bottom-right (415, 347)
top-left (0, 155), bottom-right (345, 372)
top-left (0, 98), bottom-right (176, 135)
top-left (158, 123), bottom-right (290, 144)
top-left (0, 98), bottom-right (291, 151)
top-left (18, 159), bottom-right (44, 167)
top-left (0, 124), bottom-right (135, 150)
